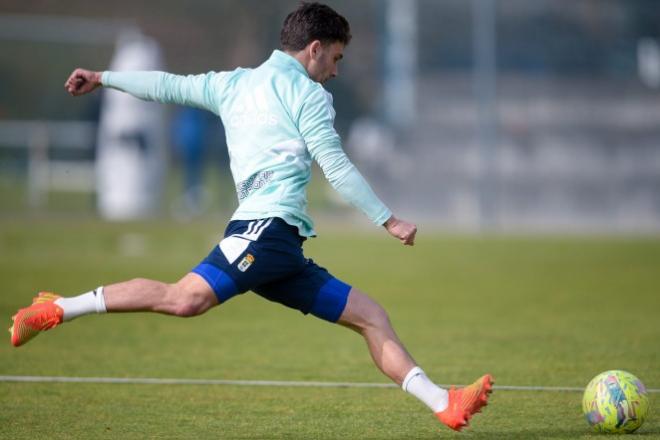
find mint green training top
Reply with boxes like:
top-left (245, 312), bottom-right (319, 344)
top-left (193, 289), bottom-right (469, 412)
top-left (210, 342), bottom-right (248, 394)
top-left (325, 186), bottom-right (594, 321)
top-left (102, 49), bottom-right (392, 237)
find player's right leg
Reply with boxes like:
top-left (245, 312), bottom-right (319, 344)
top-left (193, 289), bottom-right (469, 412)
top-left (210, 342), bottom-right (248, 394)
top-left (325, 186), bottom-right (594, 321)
top-left (9, 273), bottom-right (218, 347)
top-left (9, 217), bottom-right (286, 347)
top-left (103, 273), bottom-right (217, 316)
top-left (337, 288), bottom-right (494, 431)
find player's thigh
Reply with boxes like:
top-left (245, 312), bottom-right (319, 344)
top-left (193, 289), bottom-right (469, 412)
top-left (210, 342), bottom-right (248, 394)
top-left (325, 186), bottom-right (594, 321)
top-left (253, 259), bottom-right (352, 323)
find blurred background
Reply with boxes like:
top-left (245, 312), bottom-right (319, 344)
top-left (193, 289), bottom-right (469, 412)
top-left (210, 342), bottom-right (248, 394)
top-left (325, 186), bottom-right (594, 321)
top-left (1, 0), bottom-right (660, 232)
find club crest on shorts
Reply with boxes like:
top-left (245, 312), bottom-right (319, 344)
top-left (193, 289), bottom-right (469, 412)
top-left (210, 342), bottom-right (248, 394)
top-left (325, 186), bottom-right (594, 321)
top-left (237, 253), bottom-right (255, 272)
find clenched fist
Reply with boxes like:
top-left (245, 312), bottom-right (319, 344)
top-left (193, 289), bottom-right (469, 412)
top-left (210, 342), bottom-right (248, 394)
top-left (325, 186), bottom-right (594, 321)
top-left (384, 215), bottom-right (417, 246)
top-left (64, 68), bottom-right (102, 96)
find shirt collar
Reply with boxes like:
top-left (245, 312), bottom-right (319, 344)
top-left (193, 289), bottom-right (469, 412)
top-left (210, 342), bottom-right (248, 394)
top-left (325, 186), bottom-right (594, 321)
top-left (267, 49), bottom-right (309, 77)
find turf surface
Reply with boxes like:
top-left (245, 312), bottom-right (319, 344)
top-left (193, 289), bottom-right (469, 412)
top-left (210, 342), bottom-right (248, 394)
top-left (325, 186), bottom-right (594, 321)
top-left (1, 219), bottom-right (659, 438)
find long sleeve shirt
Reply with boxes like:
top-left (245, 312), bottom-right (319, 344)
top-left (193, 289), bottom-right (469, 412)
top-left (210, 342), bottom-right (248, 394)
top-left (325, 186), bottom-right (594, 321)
top-left (102, 49), bottom-right (391, 237)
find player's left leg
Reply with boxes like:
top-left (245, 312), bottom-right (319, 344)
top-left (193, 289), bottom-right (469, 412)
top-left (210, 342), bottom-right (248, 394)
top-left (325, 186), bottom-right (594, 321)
top-left (336, 288), bottom-right (416, 384)
top-left (337, 288), bottom-right (493, 431)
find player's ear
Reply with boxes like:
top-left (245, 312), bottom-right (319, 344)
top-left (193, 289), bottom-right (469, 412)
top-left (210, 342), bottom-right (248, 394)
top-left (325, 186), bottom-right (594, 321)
top-left (309, 40), bottom-right (323, 60)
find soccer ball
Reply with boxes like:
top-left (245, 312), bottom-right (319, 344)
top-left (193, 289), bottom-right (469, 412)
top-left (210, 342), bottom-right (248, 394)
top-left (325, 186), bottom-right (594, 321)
top-left (582, 370), bottom-right (649, 433)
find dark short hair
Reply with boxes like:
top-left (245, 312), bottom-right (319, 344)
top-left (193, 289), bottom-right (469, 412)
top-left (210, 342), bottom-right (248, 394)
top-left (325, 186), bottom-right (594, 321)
top-left (280, 2), bottom-right (351, 51)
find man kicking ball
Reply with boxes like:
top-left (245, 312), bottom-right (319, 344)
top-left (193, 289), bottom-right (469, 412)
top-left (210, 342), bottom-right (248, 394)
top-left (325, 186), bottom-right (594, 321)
top-left (10, 2), bottom-right (492, 431)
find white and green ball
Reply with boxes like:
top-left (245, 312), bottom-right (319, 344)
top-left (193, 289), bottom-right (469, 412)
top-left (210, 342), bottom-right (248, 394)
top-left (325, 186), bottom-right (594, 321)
top-left (582, 370), bottom-right (649, 434)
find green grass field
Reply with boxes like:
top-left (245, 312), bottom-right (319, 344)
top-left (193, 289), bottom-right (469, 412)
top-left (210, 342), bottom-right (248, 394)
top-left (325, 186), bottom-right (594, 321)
top-left (1, 218), bottom-right (659, 439)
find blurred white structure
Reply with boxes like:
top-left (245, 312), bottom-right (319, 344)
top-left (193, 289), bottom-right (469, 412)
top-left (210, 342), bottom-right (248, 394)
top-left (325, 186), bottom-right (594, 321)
top-left (96, 30), bottom-right (167, 220)
top-left (638, 38), bottom-right (660, 89)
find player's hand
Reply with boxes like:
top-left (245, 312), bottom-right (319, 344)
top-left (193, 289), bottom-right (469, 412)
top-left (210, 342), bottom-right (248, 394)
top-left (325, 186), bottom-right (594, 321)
top-left (64, 68), bottom-right (102, 96)
top-left (383, 215), bottom-right (417, 246)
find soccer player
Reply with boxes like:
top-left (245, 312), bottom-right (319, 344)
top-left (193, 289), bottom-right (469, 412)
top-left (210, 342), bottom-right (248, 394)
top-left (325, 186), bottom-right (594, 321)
top-left (10, 2), bottom-right (492, 431)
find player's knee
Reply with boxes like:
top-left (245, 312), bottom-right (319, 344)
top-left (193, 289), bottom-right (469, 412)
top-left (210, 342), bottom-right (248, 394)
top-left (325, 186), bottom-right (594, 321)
top-left (365, 302), bottom-right (391, 331)
top-left (351, 299), bottom-right (391, 333)
top-left (168, 285), bottom-right (211, 317)
top-left (340, 290), bottom-right (393, 333)
top-left (172, 302), bottom-right (200, 318)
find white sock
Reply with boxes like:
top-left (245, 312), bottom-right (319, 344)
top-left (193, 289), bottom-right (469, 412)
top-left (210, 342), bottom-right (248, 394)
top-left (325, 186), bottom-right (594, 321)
top-left (54, 286), bottom-right (107, 322)
top-left (402, 366), bottom-right (449, 413)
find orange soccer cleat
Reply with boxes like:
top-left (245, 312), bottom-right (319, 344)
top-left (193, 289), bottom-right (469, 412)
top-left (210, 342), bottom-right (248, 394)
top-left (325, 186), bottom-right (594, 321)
top-left (436, 374), bottom-right (494, 431)
top-left (9, 292), bottom-right (63, 347)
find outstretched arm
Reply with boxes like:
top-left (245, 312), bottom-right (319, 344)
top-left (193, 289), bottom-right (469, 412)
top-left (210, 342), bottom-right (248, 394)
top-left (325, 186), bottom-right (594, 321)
top-left (64, 68), bottom-right (224, 113)
top-left (299, 87), bottom-right (417, 246)
top-left (314, 146), bottom-right (418, 246)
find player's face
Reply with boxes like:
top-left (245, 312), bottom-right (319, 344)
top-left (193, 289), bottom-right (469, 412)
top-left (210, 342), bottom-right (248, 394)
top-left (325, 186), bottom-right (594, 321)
top-left (309, 41), bottom-right (344, 84)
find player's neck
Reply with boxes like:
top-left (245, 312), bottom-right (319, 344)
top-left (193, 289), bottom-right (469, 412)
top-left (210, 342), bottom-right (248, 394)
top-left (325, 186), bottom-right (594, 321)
top-left (285, 49), bottom-right (312, 76)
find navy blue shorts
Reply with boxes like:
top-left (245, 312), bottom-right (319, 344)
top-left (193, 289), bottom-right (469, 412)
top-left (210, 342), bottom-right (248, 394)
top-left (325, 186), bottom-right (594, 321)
top-left (191, 218), bottom-right (351, 322)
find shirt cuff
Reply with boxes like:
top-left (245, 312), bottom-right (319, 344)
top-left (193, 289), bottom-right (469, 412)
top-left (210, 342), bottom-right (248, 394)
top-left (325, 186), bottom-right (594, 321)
top-left (100, 71), bottom-right (111, 86)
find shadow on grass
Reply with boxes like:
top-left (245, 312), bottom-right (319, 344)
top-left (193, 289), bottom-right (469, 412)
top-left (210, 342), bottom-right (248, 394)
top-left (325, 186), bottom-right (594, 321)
top-left (305, 431), bottom-right (589, 440)
top-left (463, 426), bottom-right (660, 439)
